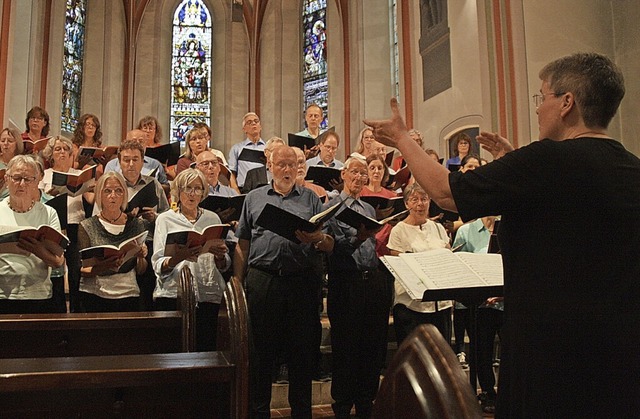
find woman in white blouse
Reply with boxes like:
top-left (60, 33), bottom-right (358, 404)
top-left (152, 168), bottom-right (230, 350)
top-left (387, 183), bottom-right (452, 344)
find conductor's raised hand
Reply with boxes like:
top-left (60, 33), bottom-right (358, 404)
top-left (363, 98), bottom-right (409, 148)
top-left (476, 131), bottom-right (514, 160)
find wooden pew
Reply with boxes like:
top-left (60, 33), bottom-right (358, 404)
top-left (0, 272), bottom-right (249, 418)
top-left (372, 324), bottom-right (482, 419)
top-left (0, 266), bottom-right (196, 358)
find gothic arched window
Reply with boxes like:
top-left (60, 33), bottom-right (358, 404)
top-left (61, 0), bottom-right (86, 132)
top-left (170, 0), bottom-right (212, 143)
top-left (302, 0), bottom-right (328, 129)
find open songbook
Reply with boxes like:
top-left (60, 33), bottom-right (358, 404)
top-left (23, 136), bottom-right (53, 154)
top-left (80, 231), bottom-right (148, 273)
top-left (78, 146), bottom-right (119, 162)
top-left (336, 205), bottom-right (408, 230)
top-left (255, 201), bottom-right (343, 243)
top-left (385, 165), bottom-right (411, 189)
top-left (164, 224), bottom-right (231, 258)
top-left (380, 248), bottom-right (504, 302)
top-left (51, 165), bottom-right (97, 197)
top-left (126, 182), bottom-right (159, 214)
top-left (0, 224), bottom-right (70, 257)
top-left (360, 196), bottom-right (406, 218)
top-left (287, 126), bottom-right (336, 150)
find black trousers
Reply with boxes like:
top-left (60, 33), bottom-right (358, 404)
top-left (327, 269), bottom-right (394, 419)
top-left (155, 297), bottom-right (221, 351)
top-left (246, 267), bottom-right (321, 419)
top-left (65, 224), bottom-right (81, 312)
top-left (77, 291), bottom-right (139, 313)
top-left (471, 307), bottom-right (503, 398)
top-left (393, 304), bottom-right (452, 346)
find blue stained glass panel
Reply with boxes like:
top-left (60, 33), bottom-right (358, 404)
top-left (302, 0), bottom-right (328, 129)
top-left (61, 0), bottom-right (86, 132)
top-left (170, 0), bottom-right (212, 143)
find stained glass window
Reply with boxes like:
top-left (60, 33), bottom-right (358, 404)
top-left (302, 0), bottom-right (328, 129)
top-left (171, 0), bottom-right (212, 143)
top-left (61, 0), bottom-right (86, 132)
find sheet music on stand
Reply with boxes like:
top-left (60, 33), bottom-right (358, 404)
top-left (380, 248), bottom-right (504, 302)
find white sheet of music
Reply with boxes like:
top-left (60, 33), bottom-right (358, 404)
top-left (380, 255), bottom-right (428, 300)
top-left (396, 248), bottom-right (503, 290)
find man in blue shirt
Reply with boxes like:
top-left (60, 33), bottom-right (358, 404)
top-left (234, 146), bottom-right (334, 419)
top-left (103, 129), bottom-right (168, 189)
top-left (295, 103), bottom-right (324, 140)
top-left (323, 156), bottom-right (394, 419)
top-left (227, 112), bottom-right (266, 190)
top-left (306, 131), bottom-right (344, 169)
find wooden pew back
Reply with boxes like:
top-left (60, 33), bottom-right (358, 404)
top-left (0, 266), bottom-right (197, 358)
top-left (372, 323), bottom-right (483, 419)
top-left (0, 275), bottom-right (249, 418)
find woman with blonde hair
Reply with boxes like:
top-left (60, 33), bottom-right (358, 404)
top-left (152, 168), bottom-right (231, 350)
top-left (77, 171), bottom-right (148, 312)
top-left (352, 126), bottom-right (376, 159)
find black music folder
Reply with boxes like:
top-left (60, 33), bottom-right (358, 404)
top-left (238, 148), bottom-right (266, 165)
top-left (256, 201), bottom-right (342, 243)
top-left (199, 194), bottom-right (246, 223)
top-left (305, 165), bottom-right (342, 191)
top-left (145, 142), bottom-right (182, 166)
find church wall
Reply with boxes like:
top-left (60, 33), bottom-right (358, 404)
top-left (522, 0), bottom-right (618, 141)
top-left (4, 0), bottom-right (46, 132)
top-left (1, 0), bottom-right (637, 161)
top-left (405, 0), bottom-right (486, 159)
top-left (259, 0), bottom-right (302, 142)
top-left (81, 0), bottom-right (125, 145)
top-left (612, 0), bottom-right (640, 156)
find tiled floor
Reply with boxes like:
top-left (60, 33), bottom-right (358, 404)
top-left (271, 404), bottom-right (495, 418)
top-left (270, 404), bottom-right (335, 418)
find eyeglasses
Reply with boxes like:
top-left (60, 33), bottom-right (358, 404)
top-left (182, 186), bottom-right (205, 196)
top-left (29, 116), bottom-right (45, 122)
top-left (197, 160), bottom-right (219, 167)
top-left (103, 188), bottom-right (125, 196)
top-left (347, 170), bottom-right (368, 178)
top-left (244, 118), bottom-right (260, 126)
top-left (8, 175), bottom-right (36, 184)
top-left (84, 123), bottom-right (97, 128)
top-left (274, 162), bottom-right (297, 170)
top-left (532, 92), bottom-right (565, 108)
top-left (408, 196), bottom-right (430, 204)
top-left (53, 146), bottom-right (71, 153)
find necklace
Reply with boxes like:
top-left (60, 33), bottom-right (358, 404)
top-left (8, 199), bottom-right (35, 213)
top-left (101, 210), bottom-right (123, 223)
top-left (181, 207), bottom-right (201, 224)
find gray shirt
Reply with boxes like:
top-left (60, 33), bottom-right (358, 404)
top-left (236, 183), bottom-right (323, 273)
top-left (324, 191), bottom-right (378, 271)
